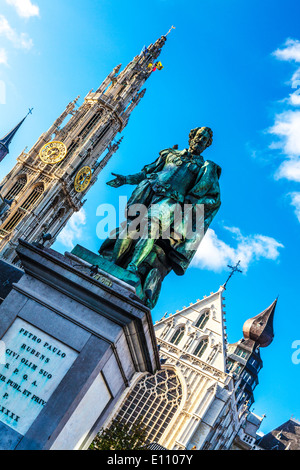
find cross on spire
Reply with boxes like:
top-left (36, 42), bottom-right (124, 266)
top-left (223, 260), bottom-right (242, 289)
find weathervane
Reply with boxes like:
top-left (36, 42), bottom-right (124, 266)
top-left (223, 260), bottom-right (242, 289)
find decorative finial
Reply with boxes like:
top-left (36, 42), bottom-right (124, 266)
top-left (165, 25), bottom-right (176, 37)
top-left (73, 96), bottom-right (80, 106)
top-left (27, 108), bottom-right (34, 116)
top-left (223, 260), bottom-right (242, 290)
top-left (160, 312), bottom-right (168, 320)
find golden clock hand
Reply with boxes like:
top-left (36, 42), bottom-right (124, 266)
top-left (47, 149), bottom-right (56, 156)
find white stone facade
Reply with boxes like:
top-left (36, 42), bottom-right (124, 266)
top-left (103, 286), bottom-right (263, 450)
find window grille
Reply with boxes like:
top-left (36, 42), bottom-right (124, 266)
top-left (114, 368), bottom-right (183, 445)
top-left (1, 184), bottom-right (44, 233)
top-left (91, 121), bottom-right (112, 148)
top-left (4, 176), bottom-right (27, 200)
top-left (1, 210), bottom-right (24, 232)
top-left (20, 184), bottom-right (44, 211)
top-left (78, 110), bottom-right (103, 141)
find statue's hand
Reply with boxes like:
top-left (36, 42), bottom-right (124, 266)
top-left (107, 173), bottom-right (126, 188)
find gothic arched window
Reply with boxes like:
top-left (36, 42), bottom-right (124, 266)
top-left (92, 121), bottom-right (112, 149)
top-left (109, 368), bottom-right (183, 445)
top-left (20, 184), bottom-right (44, 211)
top-left (194, 338), bottom-right (208, 358)
top-left (1, 183), bottom-right (44, 233)
top-left (52, 195), bottom-right (60, 207)
top-left (50, 207), bottom-right (66, 233)
top-left (4, 175), bottom-right (27, 200)
top-left (78, 110), bottom-right (103, 141)
top-left (195, 310), bottom-right (210, 330)
top-left (52, 207), bottom-right (65, 223)
top-left (1, 210), bottom-right (24, 233)
top-left (170, 326), bottom-right (185, 346)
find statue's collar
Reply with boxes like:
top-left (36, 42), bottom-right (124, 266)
top-left (182, 149), bottom-right (204, 163)
top-left (167, 148), bottom-right (204, 165)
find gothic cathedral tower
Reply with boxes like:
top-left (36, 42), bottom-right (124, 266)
top-left (0, 35), bottom-right (167, 264)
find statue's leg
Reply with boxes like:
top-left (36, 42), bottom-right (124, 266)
top-left (112, 226), bottom-right (136, 264)
top-left (128, 239), bottom-right (155, 272)
top-left (112, 238), bottom-right (133, 265)
top-left (127, 217), bottom-right (159, 272)
top-left (127, 197), bottom-right (177, 273)
top-left (143, 268), bottom-right (162, 310)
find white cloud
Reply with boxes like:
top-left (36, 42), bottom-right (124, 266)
top-left (273, 39), bottom-right (300, 63)
top-left (0, 15), bottom-right (33, 49)
top-left (5, 0), bottom-right (39, 19)
top-left (276, 158), bottom-right (300, 182)
top-left (267, 41), bottom-right (300, 220)
top-left (0, 48), bottom-right (8, 66)
top-left (291, 68), bottom-right (300, 88)
top-left (289, 86), bottom-right (300, 106)
top-left (269, 110), bottom-right (300, 157)
top-left (290, 192), bottom-right (300, 222)
top-left (267, 40), bottom-right (300, 184)
top-left (274, 40), bottom-right (300, 106)
top-left (192, 227), bottom-right (283, 273)
top-left (57, 210), bottom-right (87, 250)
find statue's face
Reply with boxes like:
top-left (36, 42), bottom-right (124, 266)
top-left (189, 128), bottom-right (211, 155)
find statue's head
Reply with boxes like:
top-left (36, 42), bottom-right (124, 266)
top-left (188, 127), bottom-right (213, 155)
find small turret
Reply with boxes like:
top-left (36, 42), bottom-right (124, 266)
top-left (243, 299), bottom-right (277, 348)
top-left (226, 298), bottom-right (278, 410)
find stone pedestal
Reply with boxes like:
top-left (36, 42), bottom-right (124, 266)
top-left (0, 240), bottom-right (160, 450)
top-left (70, 244), bottom-right (144, 299)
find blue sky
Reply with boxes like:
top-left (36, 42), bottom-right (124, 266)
top-left (0, 0), bottom-right (300, 434)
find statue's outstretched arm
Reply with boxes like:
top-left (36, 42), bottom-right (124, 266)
top-left (124, 171), bottom-right (146, 185)
top-left (107, 171), bottom-right (146, 188)
top-left (106, 151), bottom-right (167, 188)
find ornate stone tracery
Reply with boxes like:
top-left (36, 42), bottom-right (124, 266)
top-left (112, 367), bottom-right (183, 445)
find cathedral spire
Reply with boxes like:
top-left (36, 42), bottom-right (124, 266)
top-left (0, 110), bottom-right (31, 163)
top-left (0, 35), bottom-right (170, 264)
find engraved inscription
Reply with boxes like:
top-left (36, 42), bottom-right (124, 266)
top-left (0, 318), bottom-right (78, 435)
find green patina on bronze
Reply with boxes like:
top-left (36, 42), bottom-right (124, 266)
top-left (73, 127), bottom-right (221, 310)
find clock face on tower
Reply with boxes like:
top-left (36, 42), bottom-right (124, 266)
top-left (39, 141), bottom-right (68, 164)
top-left (74, 166), bottom-right (92, 193)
